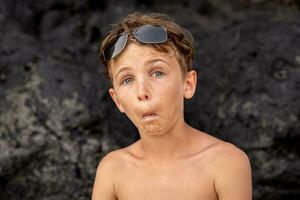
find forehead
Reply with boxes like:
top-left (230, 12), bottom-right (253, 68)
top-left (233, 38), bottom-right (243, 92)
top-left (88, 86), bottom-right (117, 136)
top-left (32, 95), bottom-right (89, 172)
top-left (109, 42), bottom-right (178, 71)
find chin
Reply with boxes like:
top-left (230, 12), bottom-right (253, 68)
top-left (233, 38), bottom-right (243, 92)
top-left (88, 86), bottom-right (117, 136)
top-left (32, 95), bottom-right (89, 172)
top-left (144, 129), bottom-right (165, 137)
top-left (139, 121), bottom-right (172, 137)
top-left (135, 113), bottom-right (179, 137)
top-left (141, 123), bottom-right (163, 135)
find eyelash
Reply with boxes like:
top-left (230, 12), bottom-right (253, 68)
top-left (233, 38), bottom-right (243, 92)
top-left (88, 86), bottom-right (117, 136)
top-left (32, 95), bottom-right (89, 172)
top-left (121, 77), bottom-right (133, 85)
top-left (151, 71), bottom-right (165, 77)
top-left (120, 70), bottom-right (165, 85)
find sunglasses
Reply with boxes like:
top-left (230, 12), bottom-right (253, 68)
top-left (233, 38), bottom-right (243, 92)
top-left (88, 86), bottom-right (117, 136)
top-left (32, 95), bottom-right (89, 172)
top-left (104, 24), bottom-right (168, 61)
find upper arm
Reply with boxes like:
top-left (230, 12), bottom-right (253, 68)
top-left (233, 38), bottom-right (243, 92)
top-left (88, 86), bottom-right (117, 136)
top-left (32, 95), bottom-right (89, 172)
top-left (92, 152), bottom-right (118, 200)
top-left (214, 144), bottom-right (252, 200)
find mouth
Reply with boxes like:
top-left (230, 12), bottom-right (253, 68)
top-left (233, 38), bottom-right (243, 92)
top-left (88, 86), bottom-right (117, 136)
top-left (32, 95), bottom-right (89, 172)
top-left (142, 112), bottom-right (156, 117)
top-left (141, 112), bottom-right (158, 122)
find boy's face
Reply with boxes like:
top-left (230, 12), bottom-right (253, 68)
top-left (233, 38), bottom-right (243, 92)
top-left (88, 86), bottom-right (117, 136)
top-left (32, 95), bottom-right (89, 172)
top-left (108, 42), bottom-right (197, 137)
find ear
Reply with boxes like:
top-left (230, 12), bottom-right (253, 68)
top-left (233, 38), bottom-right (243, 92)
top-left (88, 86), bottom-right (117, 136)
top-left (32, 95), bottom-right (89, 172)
top-left (183, 70), bottom-right (197, 99)
top-left (109, 88), bottom-right (125, 113)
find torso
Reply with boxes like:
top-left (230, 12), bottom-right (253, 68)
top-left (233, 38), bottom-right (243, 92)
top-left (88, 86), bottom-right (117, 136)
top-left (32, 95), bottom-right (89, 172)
top-left (112, 130), bottom-right (225, 200)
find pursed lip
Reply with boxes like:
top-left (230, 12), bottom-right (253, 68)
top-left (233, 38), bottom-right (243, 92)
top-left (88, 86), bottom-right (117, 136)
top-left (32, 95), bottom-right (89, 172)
top-left (141, 111), bottom-right (158, 120)
top-left (142, 112), bottom-right (157, 118)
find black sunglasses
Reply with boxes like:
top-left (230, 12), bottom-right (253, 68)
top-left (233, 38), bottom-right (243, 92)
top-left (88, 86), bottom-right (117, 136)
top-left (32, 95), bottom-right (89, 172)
top-left (104, 24), bottom-right (168, 61)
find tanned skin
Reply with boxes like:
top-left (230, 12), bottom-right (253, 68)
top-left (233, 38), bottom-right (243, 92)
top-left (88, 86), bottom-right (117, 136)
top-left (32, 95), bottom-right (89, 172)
top-left (92, 43), bottom-right (252, 200)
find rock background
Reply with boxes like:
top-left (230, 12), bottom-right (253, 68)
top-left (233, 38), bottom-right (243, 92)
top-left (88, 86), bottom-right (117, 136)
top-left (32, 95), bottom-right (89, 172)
top-left (0, 0), bottom-right (299, 199)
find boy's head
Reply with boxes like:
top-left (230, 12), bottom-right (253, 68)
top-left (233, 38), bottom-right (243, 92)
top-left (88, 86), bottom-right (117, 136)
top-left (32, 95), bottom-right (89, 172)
top-left (99, 12), bottom-right (194, 80)
top-left (99, 12), bottom-right (197, 135)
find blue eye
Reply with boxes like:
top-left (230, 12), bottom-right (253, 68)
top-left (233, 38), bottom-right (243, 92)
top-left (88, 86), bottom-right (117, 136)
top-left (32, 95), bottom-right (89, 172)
top-left (121, 78), bottom-right (133, 85)
top-left (152, 71), bottom-right (164, 77)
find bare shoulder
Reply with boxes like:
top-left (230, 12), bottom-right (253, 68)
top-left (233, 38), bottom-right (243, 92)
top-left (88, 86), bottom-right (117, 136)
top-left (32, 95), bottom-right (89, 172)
top-left (210, 141), bottom-right (250, 164)
top-left (96, 147), bottom-right (131, 175)
top-left (192, 129), bottom-right (252, 198)
top-left (204, 138), bottom-right (251, 175)
top-left (99, 148), bottom-right (126, 165)
top-left (92, 149), bottom-right (128, 200)
top-left (192, 129), bottom-right (249, 163)
top-left (206, 140), bottom-right (252, 199)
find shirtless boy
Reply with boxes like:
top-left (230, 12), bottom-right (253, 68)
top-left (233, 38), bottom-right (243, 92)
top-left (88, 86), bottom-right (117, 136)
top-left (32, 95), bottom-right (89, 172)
top-left (92, 12), bottom-right (252, 200)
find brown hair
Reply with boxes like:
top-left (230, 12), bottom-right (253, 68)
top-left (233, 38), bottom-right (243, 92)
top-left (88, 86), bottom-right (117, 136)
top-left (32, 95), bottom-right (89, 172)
top-left (99, 12), bottom-right (194, 79)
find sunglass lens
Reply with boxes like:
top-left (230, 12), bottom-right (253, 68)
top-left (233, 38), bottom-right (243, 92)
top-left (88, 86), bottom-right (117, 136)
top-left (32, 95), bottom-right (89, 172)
top-left (111, 33), bottom-right (128, 59)
top-left (134, 25), bottom-right (167, 43)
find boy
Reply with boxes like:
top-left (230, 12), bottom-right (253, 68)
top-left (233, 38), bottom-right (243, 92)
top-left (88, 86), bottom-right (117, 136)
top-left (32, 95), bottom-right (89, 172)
top-left (92, 12), bottom-right (252, 200)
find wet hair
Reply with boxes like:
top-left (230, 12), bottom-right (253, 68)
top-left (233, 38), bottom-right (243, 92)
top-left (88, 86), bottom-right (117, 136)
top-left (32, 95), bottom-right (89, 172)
top-left (99, 12), bottom-right (194, 79)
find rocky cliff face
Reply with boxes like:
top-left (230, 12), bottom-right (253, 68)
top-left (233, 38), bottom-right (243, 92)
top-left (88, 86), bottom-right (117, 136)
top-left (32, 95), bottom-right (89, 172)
top-left (0, 0), bottom-right (299, 199)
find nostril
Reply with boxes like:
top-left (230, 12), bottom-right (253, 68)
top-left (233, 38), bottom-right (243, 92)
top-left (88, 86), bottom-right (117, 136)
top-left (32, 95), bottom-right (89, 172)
top-left (138, 93), bottom-right (149, 101)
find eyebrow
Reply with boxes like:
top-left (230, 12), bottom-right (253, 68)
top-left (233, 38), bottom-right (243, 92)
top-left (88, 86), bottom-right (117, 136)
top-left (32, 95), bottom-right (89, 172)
top-left (146, 58), bottom-right (169, 66)
top-left (114, 66), bottom-right (131, 80)
top-left (113, 58), bottom-right (169, 80)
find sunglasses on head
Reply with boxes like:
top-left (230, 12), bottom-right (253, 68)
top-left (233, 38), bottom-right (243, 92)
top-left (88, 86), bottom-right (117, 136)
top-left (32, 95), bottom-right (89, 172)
top-left (104, 24), bottom-right (168, 61)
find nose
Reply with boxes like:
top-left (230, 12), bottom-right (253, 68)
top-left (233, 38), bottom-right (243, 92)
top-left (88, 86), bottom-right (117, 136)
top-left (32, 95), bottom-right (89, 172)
top-left (136, 78), bottom-right (150, 102)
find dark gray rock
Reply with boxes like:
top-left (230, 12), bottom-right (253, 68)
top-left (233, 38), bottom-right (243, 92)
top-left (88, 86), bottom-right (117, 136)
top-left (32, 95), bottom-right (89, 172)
top-left (187, 12), bottom-right (300, 200)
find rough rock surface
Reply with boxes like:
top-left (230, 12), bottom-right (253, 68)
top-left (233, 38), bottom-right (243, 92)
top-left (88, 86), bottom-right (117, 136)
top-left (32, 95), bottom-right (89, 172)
top-left (190, 13), bottom-right (300, 199)
top-left (0, 0), bottom-right (299, 199)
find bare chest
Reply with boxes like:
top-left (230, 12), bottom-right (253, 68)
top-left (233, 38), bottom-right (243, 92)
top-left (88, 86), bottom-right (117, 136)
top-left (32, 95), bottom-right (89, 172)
top-left (115, 160), bottom-right (218, 200)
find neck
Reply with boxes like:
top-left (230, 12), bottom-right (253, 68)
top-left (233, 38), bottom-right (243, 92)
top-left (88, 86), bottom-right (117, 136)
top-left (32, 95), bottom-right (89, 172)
top-left (138, 120), bottom-right (194, 161)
